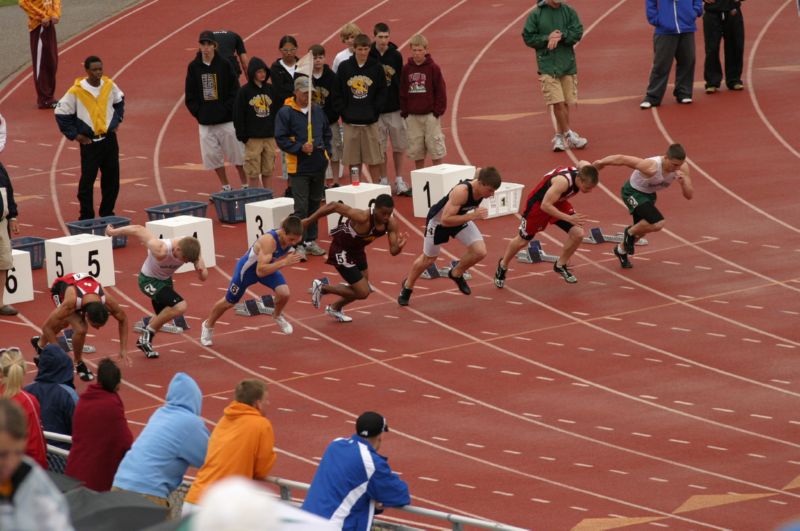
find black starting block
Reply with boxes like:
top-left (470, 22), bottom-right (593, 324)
top-left (583, 227), bottom-right (648, 246)
top-left (516, 240), bottom-right (558, 264)
top-left (235, 295), bottom-right (275, 316)
top-left (421, 260), bottom-right (472, 280)
top-left (133, 315), bottom-right (189, 335)
top-left (58, 329), bottom-right (96, 353)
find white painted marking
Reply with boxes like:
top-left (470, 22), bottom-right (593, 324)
top-left (368, 348), bottom-right (387, 353)
top-left (323, 376), bottom-right (340, 381)
top-left (742, 338), bottom-right (762, 343)
top-left (674, 400), bottom-right (694, 406)
top-left (748, 453), bottom-right (766, 459)
top-left (713, 407), bottom-right (735, 413)
top-left (574, 463), bottom-right (593, 468)
top-left (649, 477), bottom-right (669, 483)
top-left (671, 326), bottom-right (691, 332)
top-left (777, 343), bottom-right (797, 349)
top-left (695, 265), bottom-right (712, 270)
top-left (662, 260), bottom-right (680, 265)
top-left (458, 400), bottom-right (475, 406)
top-left (603, 316), bottom-right (622, 321)
top-left (303, 336), bottom-right (321, 341)
top-left (432, 436), bottom-right (449, 441)
top-left (724, 269), bottom-right (744, 275)
top-left (689, 484), bottom-right (708, 490)
top-left (199, 354), bottom-right (215, 359)
top-left (706, 332), bottom-right (726, 337)
top-left (769, 499), bottom-right (788, 506)
top-left (493, 490), bottom-right (514, 497)
top-left (644, 358), bottom-right (663, 363)
top-left (745, 305), bottom-right (764, 310)
top-left (781, 310), bottom-right (800, 315)
top-left (433, 359), bottom-right (452, 364)
top-left (572, 311), bottom-right (590, 316)
top-left (612, 352), bottom-right (631, 358)
top-left (475, 295), bottom-right (492, 301)
top-left (389, 388), bottom-right (406, 393)
top-left (456, 483), bottom-right (476, 489)
top-left (762, 244), bottom-right (780, 249)
top-left (536, 376), bottom-right (554, 382)
top-left (546, 341), bottom-right (564, 347)
top-left (750, 413), bottom-right (773, 420)
top-left (639, 395), bottom-right (658, 400)
top-left (570, 506), bottom-right (589, 512)
top-left (384, 315), bottom-right (399, 319)
top-left (707, 445), bottom-right (728, 451)
top-left (144, 383), bottom-right (162, 389)
top-left (259, 366), bottom-right (277, 371)
top-left (480, 330), bottom-right (498, 336)
top-left (311, 413), bottom-right (328, 418)
top-left (466, 443), bottom-right (484, 448)
top-left (770, 379), bottom-right (791, 385)
top-left (669, 439), bottom-right (690, 445)
top-left (514, 336), bottom-right (532, 341)
top-left (412, 319), bottom-right (429, 324)
top-left (675, 362), bottom-right (692, 368)
top-left (423, 394), bottom-right (440, 399)
top-left (418, 476), bottom-right (439, 482)
top-left (712, 299), bottom-right (729, 304)
top-left (596, 426), bottom-right (614, 431)
top-left (467, 364), bottom-right (486, 370)
top-left (501, 370), bottom-right (521, 376)
top-left (557, 418), bottom-right (576, 424)
top-left (609, 469), bottom-right (628, 475)
top-left (523, 412), bottom-right (542, 418)
top-left (572, 382), bottom-right (590, 388)
top-left (539, 456), bottom-right (556, 461)
top-left (357, 382), bottom-right (375, 388)
top-left (637, 321), bottom-right (657, 327)
top-left (578, 346), bottom-right (595, 352)
top-left (632, 432), bottom-right (652, 438)
top-left (531, 498), bottom-right (551, 504)
top-left (503, 449), bottom-right (522, 455)
top-left (506, 300), bottom-right (524, 305)
top-left (731, 240), bottom-right (748, 244)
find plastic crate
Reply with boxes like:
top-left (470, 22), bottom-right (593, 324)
top-left (145, 200), bottom-right (208, 221)
top-left (210, 188), bottom-right (273, 224)
top-left (65, 216), bottom-right (131, 248)
top-left (11, 236), bottom-right (46, 269)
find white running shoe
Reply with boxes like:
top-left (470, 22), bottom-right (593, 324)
top-left (395, 179), bottom-right (412, 196)
top-left (274, 314), bottom-right (293, 335)
top-left (325, 305), bottom-right (353, 322)
top-left (311, 279), bottom-right (324, 309)
top-left (379, 176), bottom-right (390, 186)
top-left (565, 130), bottom-right (587, 149)
top-left (200, 320), bottom-right (214, 346)
top-left (552, 134), bottom-right (566, 152)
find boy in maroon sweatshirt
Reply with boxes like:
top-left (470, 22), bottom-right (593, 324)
top-left (399, 34), bottom-right (447, 169)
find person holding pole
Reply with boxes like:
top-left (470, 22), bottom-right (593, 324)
top-left (274, 75), bottom-right (332, 261)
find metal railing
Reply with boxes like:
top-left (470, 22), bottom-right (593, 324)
top-left (267, 476), bottom-right (529, 531)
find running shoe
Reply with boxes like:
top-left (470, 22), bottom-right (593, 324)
top-left (553, 263), bottom-right (578, 284)
top-left (304, 241), bottom-right (326, 256)
top-left (397, 279), bottom-right (413, 306)
top-left (311, 279), bottom-right (324, 309)
top-left (325, 305), bottom-right (352, 323)
top-left (200, 320), bottom-right (214, 346)
top-left (494, 259), bottom-right (507, 288)
top-left (75, 361), bottom-right (95, 382)
top-left (552, 134), bottom-right (566, 152)
top-left (623, 226), bottom-right (636, 255)
top-left (613, 246), bottom-right (633, 269)
top-left (565, 130), bottom-right (587, 149)
top-left (395, 179), bottom-right (412, 196)
top-left (274, 314), bottom-right (294, 334)
top-left (448, 268), bottom-right (471, 295)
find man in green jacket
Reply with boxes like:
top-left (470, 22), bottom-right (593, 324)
top-left (522, 0), bottom-right (586, 152)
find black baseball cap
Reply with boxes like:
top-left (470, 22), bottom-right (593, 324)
top-left (356, 411), bottom-right (389, 438)
top-left (198, 30), bottom-right (216, 44)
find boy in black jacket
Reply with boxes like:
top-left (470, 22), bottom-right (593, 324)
top-left (308, 44), bottom-right (342, 187)
top-left (333, 34), bottom-right (386, 182)
top-left (184, 30), bottom-right (245, 193)
top-left (233, 57), bottom-right (281, 189)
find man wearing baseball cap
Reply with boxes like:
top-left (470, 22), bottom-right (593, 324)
top-left (301, 411), bottom-right (410, 529)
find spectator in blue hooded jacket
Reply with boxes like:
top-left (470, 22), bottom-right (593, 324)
top-left (23, 344), bottom-right (78, 450)
top-left (640, 0), bottom-right (704, 109)
top-left (302, 411), bottom-right (409, 530)
top-left (112, 372), bottom-right (209, 508)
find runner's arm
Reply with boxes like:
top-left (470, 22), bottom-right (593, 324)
top-left (440, 185), bottom-right (487, 226)
top-left (104, 293), bottom-right (129, 364)
top-left (677, 162), bottom-right (694, 200)
top-left (592, 155), bottom-right (657, 176)
top-left (106, 225), bottom-right (167, 259)
top-left (386, 218), bottom-right (408, 256)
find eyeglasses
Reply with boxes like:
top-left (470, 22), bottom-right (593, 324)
top-left (280, 48), bottom-right (297, 53)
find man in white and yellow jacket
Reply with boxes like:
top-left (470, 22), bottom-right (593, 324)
top-left (55, 56), bottom-right (125, 220)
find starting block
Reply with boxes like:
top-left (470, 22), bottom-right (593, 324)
top-left (235, 295), bottom-right (275, 316)
top-left (133, 315), bottom-right (189, 335)
top-left (516, 240), bottom-right (558, 264)
top-left (421, 260), bottom-right (472, 280)
top-left (58, 329), bottom-right (96, 354)
top-left (583, 227), bottom-right (648, 246)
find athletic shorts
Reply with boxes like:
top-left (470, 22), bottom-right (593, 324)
top-left (377, 111), bottom-right (408, 153)
top-left (342, 123), bottom-right (383, 166)
top-left (519, 200), bottom-right (574, 240)
top-left (405, 113), bottom-right (446, 161)
top-left (243, 137), bottom-right (276, 179)
top-left (199, 122), bottom-right (244, 169)
top-left (327, 248), bottom-right (367, 285)
top-left (138, 273), bottom-right (184, 314)
top-left (539, 74), bottom-right (578, 105)
top-left (225, 253), bottom-right (286, 304)
top-left (621, 181), bottom-right (664, 224)
top-left (422, 219), bottom-right (483, 258)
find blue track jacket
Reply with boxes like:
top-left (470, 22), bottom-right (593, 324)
top-left (646, 0), bottom-right (703, 34)
top-left (301, 435), bottom-right (410, 530)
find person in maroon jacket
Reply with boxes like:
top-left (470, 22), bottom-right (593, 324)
top-left (65, 358), bottom-right (133, 491)
top-left (399, 34), bottom-right (447, 170)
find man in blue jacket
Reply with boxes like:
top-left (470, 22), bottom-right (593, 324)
top-left (640, 0), bottom-right (704, 108)
top-left (302, 411), bottom-right (410, 530)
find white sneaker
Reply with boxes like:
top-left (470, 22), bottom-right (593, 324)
top-left (200, 320), bottom-right (214, 346)
top-left (311, 279), bottom-right (324, 309)
top-left (640, 101), bottom-right (653, 109)
top-left (565, 130), bottom-right (587, 149)
top-left (274, 314), bottom-right (293, 335)
top-left (325, 305), bottom-right (352, 322)
top-left (395, 179), bottom-right (412, 196)
top-left (679, 97), bottom-right (693, 104)
top-left (304, 241), bottom-right (326, 256)
top-left (379, 177), bottom-right (389, 186)
top-left (294, 244), bottom-right (308, 262)
top-left (552, 134), bottom-right (566, 152)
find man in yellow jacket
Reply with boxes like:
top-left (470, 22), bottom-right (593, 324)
top-left (182, 379), bottom-right (276, 514)
top-left (19, 0), bottom-right (61, 109)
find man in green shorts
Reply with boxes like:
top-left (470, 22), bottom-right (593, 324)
top-left (593, 143), bottom-right (694, 268)
top-left (106, 225), bottom-right (207, 357)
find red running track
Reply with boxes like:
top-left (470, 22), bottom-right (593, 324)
top-left (1, 1), bottom-right (799, 529)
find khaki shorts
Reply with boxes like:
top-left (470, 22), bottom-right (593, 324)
top-left (405, 113), bottom-right (446, 161)
top-left (0, 218), bottom-right (11, 270)
top-left (329, 122), bottom-right (344, 162)
top-left (539, 74), bottom-right (578, 105)
top-left (199, 122), bottom-right (244, 169)
top-left (377, 111), bottom-right (408, 153)
top-left (243, 137), bottom-right (276, 179)
top-left (342, 123), bottom-right (384, 166)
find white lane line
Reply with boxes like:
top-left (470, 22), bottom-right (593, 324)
top-left (748, 453), bottom-right (766, 459)
top-left (536, 376), bottom-right (555, 382)
top-left (770, 379), bottom-right (791, 385)
top-left (531, 498), bottom-right (551, 504)
top-left (637, 321), bottom-right (657, 327)
top-left (323, 376), bottom-right (340, 381)
top-left (557, 419), bottom-right (576, 424)
top-left (574, 463), bottom-right (593, 468)
top-left (612, 352), bottom-right (631, 357)
top-left (750, 413), bottom-right (773, 420)
top-left (742, 338), bottom-right (762, 343)
top-left (506, 300), bottom-right (524, 305)
top-left (706, 332), bottom-right (726, 337)
top-left (671, 326), bottom-right (691, 332)
top-left (418, 477), bottom-right (439, 482)
top-left (457, 400), bottom-right (475, 406)
top-left (745, 305), bottom-right (764, 310)
top-left (674, 400), bottom-right (694, 406)
top-left (455, 483), bottom-right (475, 489)
top-left (422, 394), bottom-right (440, 399)
top-left (369, 348), bottom-right (387, 353)
top-left (389, 388), bottom-right (406, 393)
top-left (713, 407), bottom-right (735, 413)
top-left (467, 364), bottom-right (486, 370)
top-left (539, 456), bottom-right (556, 461)
top-left (596, 426), bottom-right (615, 431)
top-left (465, 443), bottom-right (485, 448)
top-left (639, 395), bottom-right (658, 400)
top-left (357, 382), bottom-right (375, 388)
top-left (669, 439), bottom-right (690, 445)
top-left (707, 445), bottom-right (728, 451)
top-left (503, 449), bottom-right (522, 455)
top-left (433, 359), bottom-right (452, 364)
top-left (649, 477), bottom-right (669, 483)
top-left (144, 383), bottom-right (163, 389)
top-left (514, 336), bottom-right (532, 341)
top-left (570, 506), bottom-right (589, 512)
top-left (546, 341), bottom-right (564, 346)
top-left (632, 432), bottom-right (652, 438)
top-left (689, 484), bottom-right (708, 490)
top-left (311, 413), bottom-right (327, 418)
top-left (501, 370), bottom-right (521, 376)
top-left (493, 491), bottom-right (514, 497)
top-left (432, 436), bottom-right (448, 441)
top-left (769, 499), bottom-right (788, 506)
top-left (609, 469), bottom-right (629, 475)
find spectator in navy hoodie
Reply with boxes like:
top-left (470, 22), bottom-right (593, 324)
top-left (65, 358), bottom-right (132, 491)
top-left (234, 57), bottom-right (281, 189)
top-left (640, 0), bottom-right (704, 108)
top-left (185, 30), bottom-right (246, 193)
top-left (23, 344), bottom-right (78, 450)
top-left (399, 34), bottom-right (447, 170)
top-left (333, 33), bottom-right (386, 183)
top-left (308, 44), bottom-right (342, 187)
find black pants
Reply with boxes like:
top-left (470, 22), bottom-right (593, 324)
top-left (644, 33), bottom-right (696, 104)
top-left (289, 170), bottom-right (325, 242)
top-left (703, 9), bottom-right (745, 89)
top-left (78, 132), bottom-right (120, 220)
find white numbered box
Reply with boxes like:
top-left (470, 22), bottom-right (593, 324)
top-left (45, 234), bottom-right (115, 287)
top-left (3, 250), bottom-right (34, 305)
top-left (145, 215), bottom-right (216, 273)
top-left (410, 164), bottom-right (476, 218)
top-left (245, 197), bottom-right (295, 247)
top-left (324, 182), bottom-right (391, 233)
top-left (481, 182), bottom-right (525, 219)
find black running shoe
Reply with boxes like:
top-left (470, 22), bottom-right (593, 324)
top-left (494, 259), bottom-right (507, 288)
top-left (137, 329), bottom-right (159, 358)
top-left (397, 279), bottom-right (413, 306)
top-left (613, 246), bottom-right (633, 269)
top-left (75, 361), bottom-right (95, 382)
top-left (553, 263), bottom-right (578, 284)
top-left (623, 226), bottom-right (636, 255)
top-left (448, 268), bottom-right (471, 295)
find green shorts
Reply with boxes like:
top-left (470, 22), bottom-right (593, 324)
top-left (621, 181), bottom-right (657, 215)
top-left (138, 273), bottom-right (174, 300)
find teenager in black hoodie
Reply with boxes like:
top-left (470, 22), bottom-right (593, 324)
top-left (308, 44), bottom-right (341, 186)
top-left (184, 30), bottom-right (245, 193)
top-left (233, 57), bottom-right (281, 189)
